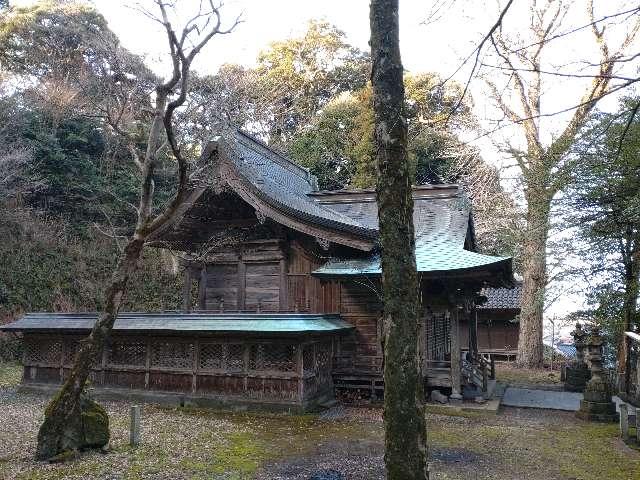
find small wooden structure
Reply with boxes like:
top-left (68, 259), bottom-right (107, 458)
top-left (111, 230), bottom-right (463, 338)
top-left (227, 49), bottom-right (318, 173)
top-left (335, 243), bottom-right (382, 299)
top-left (8, 313), bottom-right (349, 412)
top-left (461, 283), bottom-right (521, 360)
top-left (2, 130), bottom-right (515, 409)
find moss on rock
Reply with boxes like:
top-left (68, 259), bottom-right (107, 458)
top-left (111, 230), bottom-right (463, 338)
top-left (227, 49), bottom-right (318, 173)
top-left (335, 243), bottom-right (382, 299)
top-left (36, 393), bottom-right (109, 461)
top-left (80, 396), bottom-right (109, 448)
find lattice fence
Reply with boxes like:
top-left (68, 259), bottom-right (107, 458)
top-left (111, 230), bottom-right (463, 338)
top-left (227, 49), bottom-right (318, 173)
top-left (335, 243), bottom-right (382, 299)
top-left (227, 344), bottom-right (244, 372)
top-left (249, 344), bottom-right (297, 372)
top-left (151, 341), bottom-right (194, 370)
top-left (23, 337), bottom-right (62, 365)
top-left (108, 340), bottom-right (147, 367)
top-left (199, 343), bottom-right (245, 373)
top-left (200, 343), bottom-right (224, 370)
top-left (426, 313), bottom-right (451, 362)
top-left (302, 344), bottom-right (315, 376)
top-left (316, 342), bottom-right (331, 370)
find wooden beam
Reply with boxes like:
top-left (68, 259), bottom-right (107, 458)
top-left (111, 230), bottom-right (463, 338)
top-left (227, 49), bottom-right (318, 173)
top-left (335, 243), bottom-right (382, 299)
top-left (279, 259), bottom-right (288, 312)
top-left (198, 266), bottom-right (207, 310)
top-left (625, 331), bottom-right (640, 344)
top-left (449, 309), bottom-right (462, 402)
top-left (182, 267), bottom-right (192, 312)
top-left (238, 258), bottom-right (246, 310)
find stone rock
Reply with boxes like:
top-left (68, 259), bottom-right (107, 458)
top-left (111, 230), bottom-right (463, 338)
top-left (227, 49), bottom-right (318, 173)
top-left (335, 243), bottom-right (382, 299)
top-left (309, 469), bottom-right (345, 480)
top-left (431, 390), bottom-right (449, 404)
top-left (80, 396), bottom-right (109, 449)
top-left (36, 393), bottom-right (110, 460)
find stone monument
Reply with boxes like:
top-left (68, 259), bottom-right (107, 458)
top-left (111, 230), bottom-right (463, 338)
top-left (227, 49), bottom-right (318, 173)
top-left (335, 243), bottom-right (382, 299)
top-left (564, 323), bottom-right (591, 392)
top-left (576, 326), bottom-right (618, 422)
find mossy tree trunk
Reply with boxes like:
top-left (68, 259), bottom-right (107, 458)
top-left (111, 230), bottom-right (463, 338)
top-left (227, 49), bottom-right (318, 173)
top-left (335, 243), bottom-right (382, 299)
top-left (369, 0), bottom-right (429, 478)
top-left (36, 238), bottom-right (144, 460)
top-left (35, 2), bottom-right (238, 460)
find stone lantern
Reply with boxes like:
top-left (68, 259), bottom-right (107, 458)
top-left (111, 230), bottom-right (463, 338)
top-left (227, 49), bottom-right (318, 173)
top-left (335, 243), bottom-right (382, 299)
top-left (576, 326), bottom-right (618, 422)
top-left (564, 323), bottom-right (590, 392)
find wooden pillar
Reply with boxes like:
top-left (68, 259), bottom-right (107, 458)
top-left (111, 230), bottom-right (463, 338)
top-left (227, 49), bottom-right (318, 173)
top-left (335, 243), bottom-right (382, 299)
top-left (198, 265), bottom-right (207, 310)
top-left (144, 338), bottom-right (151, 389)
top-left (58, 335), bottom-right (64, 383)
top-left (182, 267), bottom-right (192, 312)
top-left (238, 258), bottom-right (246, 310)
top-left (297, 342), bottom-right (304, 403)
top-left (279, 259), bottom-right (287, 312)
top-left (470, 308), bottom-right (479, 357)
top-left (192, 338), bottom-right (199, 393)
top-left (450, 309), bottom-right (462, 403)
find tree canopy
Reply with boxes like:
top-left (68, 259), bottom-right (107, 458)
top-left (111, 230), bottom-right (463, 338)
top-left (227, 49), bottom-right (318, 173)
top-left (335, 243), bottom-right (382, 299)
top-left (567, 97), bottom-right (640, 359)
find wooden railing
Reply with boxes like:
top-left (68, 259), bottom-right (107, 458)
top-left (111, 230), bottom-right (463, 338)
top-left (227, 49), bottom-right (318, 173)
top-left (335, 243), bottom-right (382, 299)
top-left (461, 352), bottom-right (495, 394)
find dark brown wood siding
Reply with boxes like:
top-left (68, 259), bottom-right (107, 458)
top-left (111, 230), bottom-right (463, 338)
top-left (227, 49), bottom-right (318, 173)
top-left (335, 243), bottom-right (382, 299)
top-left (338, 281), bottom-right (383, 373)
top-left (460, 310), bottom-right (519, 353)
top-left (245, 262), bottom-right (280, 311)
top-left (204, 264), bottom-right (239, 310)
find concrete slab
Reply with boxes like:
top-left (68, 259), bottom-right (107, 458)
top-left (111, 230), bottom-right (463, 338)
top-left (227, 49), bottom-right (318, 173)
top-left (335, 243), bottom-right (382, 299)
top-left (502, 387), bottom-right (582, 411)
top-left (425, 398), bottom-right (501, 416)
top-left (502, 388), bottom-right (634, 412)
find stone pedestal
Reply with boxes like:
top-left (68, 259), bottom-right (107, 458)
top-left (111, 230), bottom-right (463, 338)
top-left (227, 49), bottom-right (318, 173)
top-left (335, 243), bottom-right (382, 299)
top-left (576, 326), bottom-right (618, 423)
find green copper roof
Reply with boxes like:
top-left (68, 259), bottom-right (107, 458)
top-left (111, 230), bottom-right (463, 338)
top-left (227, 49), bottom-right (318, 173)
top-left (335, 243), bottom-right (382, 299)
top-left (313, 238), bottom-right (511, 277)
top-left (1, 312), bottom-right (353, 335)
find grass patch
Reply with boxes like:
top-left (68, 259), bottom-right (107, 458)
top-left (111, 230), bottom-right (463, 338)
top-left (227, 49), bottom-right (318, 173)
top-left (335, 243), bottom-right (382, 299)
top-left (495, 362), bottom-right (561, 385)
top-left (427, 411), bottom-right (640, 479)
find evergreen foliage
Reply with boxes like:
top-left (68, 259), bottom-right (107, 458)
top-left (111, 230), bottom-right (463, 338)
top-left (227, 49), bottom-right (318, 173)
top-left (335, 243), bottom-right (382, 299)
top-left (569, 97), bottom-right (640, 354)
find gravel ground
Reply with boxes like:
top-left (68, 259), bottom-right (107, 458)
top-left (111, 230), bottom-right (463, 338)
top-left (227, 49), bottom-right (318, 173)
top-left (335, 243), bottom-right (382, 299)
top-left (1, 363), bottom-right (639, 480)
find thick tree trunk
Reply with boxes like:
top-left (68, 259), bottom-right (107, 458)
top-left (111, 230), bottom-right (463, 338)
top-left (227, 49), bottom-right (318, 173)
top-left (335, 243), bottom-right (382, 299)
top-left (36, 237), bottom-right (145, 460)
top-left (369, 1), bottom-right (429, 478)
top-left (517, 184), bottom-right (551, 368)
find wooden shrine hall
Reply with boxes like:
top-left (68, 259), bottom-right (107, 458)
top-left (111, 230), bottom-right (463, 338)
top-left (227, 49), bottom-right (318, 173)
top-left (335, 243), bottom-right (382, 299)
top-left (2, 129), bottom-right (515, 410)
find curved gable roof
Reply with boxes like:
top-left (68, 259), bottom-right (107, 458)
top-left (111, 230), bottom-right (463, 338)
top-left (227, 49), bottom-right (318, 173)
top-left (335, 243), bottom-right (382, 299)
top-left (222, 131), bottom-right (378, 248)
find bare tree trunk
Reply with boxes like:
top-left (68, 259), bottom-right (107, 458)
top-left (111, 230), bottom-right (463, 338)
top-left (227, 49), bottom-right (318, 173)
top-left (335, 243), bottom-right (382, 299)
top-left (485, 0), bottom-right (640, 367)
top-left (36, 238), bottom-right (145, 459)
top-left (34, 1), bottom-right (239, 460)
top-left (370, 1), bottom-right (429, 478)
top-left (517, 185), bottom-right (551, 367)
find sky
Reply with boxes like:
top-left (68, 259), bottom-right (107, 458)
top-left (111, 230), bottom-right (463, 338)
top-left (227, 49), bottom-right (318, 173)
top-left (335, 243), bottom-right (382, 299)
top-left (12, 0), bottom-right (640, 327)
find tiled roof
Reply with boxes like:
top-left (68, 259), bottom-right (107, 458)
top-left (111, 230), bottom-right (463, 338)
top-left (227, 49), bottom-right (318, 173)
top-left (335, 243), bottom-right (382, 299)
top-left (313, 239), bottom-right (510, 275)
top-left (311, 186), bottom-right (511, 277)
top-left (0, 312), bottom-right (353, 334)
top-left (228, 131), bottom-right (378, 239)
top-left (155, 129), bottom-right (512, 279)
top-left (477, 283), bottom-right (522, 310)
